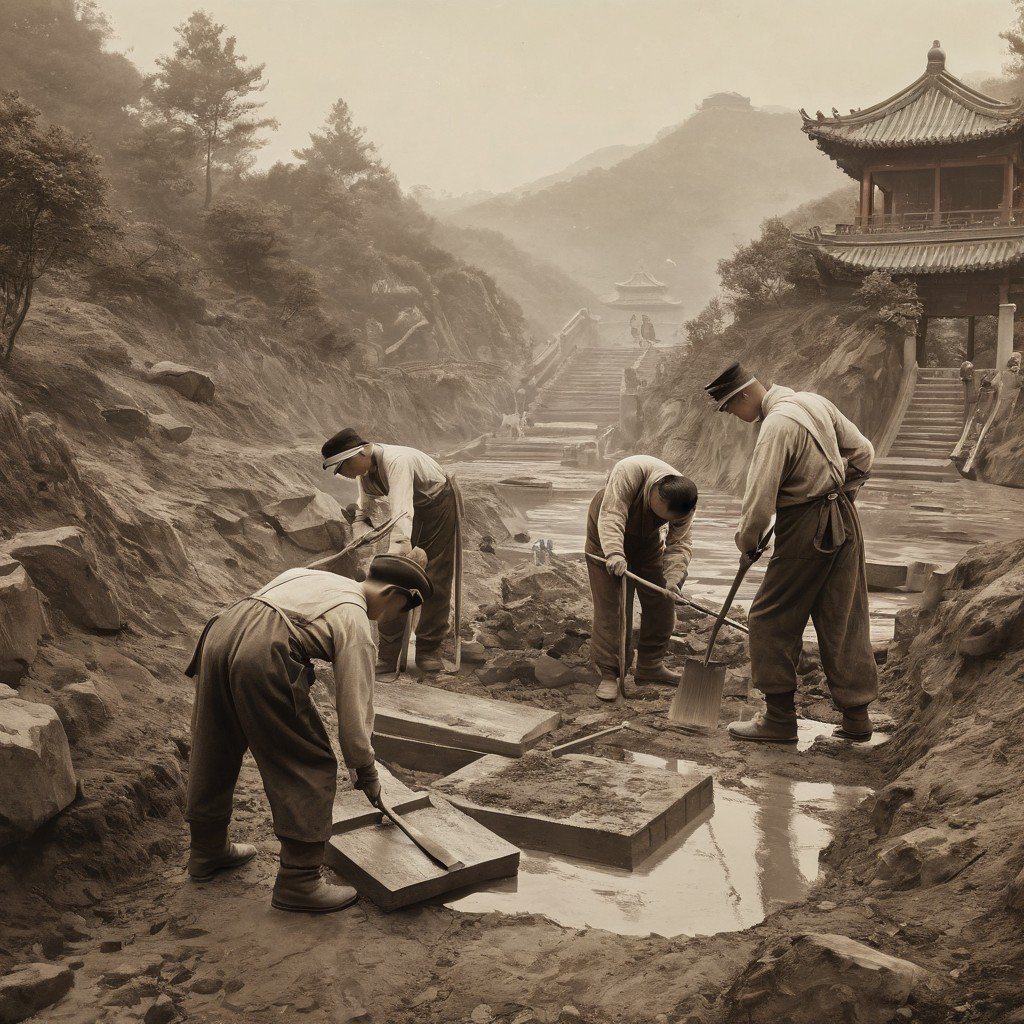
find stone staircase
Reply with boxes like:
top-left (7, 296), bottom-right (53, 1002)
top-left (872, 368), bottom-right (963, 482)
top-left (532, 346), bottom-right (645, 425)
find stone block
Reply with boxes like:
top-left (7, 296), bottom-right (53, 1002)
top-left (151, 414), bottom-right (193, 444)
top-left (0, 963), bottom-right (74, 1023)
top-left (3, 527), bottom-right (121, 632)
top-left (877, 826), bottom-right (979, 888)
top-left (145, 361), bottom-right (214, 402)
top-left (0, 699), bottom-right (77, 844)
top-left (866, 561), bottom-right (907, 591)
top-left (533, 654), bottom-right (576, 688)
top-left (100, 406), bottom-right (150, 440)
top-left (0, 560), bottom-right (46, 685)
top-left (261, 491), bottom-right (351, 553)
top-left (727, 933), bottom-right (931, 1024)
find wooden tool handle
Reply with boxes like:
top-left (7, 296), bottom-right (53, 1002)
top-left (551, 721), bottom-right (628, 757)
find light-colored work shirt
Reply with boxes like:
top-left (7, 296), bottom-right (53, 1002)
top-left (598, 455), bottom-right (694, 584)
top-left (354, 443), bottom-right (447, 549)
top-left (252, 569), bottom-right (376, 779)
top-left (736, 385), bottom-right (874, 552)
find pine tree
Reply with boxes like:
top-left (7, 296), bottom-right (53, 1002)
top-left (146, 11), bottom-right (277, 208)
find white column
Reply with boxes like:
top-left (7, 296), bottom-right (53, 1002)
top-left (998, 302), bottom-right (1016, 368)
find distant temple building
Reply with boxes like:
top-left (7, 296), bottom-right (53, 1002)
top-left (699, 92), bottom-right (752, 111)
top-left (603, 269), bottom-right (682, 312)
top-left (794, 41), bottom-right (1024, 366)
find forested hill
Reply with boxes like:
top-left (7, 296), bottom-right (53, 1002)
top-left (0, 0), bottom-right (529, 381)
top-left (450, 105), bottom-right (847, 313)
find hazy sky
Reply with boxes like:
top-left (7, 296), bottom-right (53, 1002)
top-left (100, 0), bottom-right (1016, 195)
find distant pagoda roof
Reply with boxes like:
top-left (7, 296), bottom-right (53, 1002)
top-left (604, 267), bottom-right (681, 310)
top-left (801, 41), bottom-right (1024, 177)
top-left (795, 233), bottom-right (1024, 275)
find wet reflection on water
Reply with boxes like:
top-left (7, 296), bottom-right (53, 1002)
top-left (445, 750), bottom-right (870, 937)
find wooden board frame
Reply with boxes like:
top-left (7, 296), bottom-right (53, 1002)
top-left (373, 732), bottom-right (485, 775)
top-left (374, 679), bottom-right (560, 757)
top-left (433, 754), bottom-right (714, 870)
top-left (326, 793), bottom-right (520, 911)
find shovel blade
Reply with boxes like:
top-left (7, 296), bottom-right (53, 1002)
top-left (669, 657), bottom-right (726, 730)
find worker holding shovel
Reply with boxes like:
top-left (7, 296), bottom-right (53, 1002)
top-left (585, 455), bottom-right (698, 701)
top-left (705, 362), bottom-right (876, 743)
top-left (184, 554), bottom-right (433, 913)
top-left (322, 428), bottom-right (462, 676)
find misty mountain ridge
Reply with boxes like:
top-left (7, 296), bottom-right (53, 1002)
top-left (450, 103), bottom-right (846, 316)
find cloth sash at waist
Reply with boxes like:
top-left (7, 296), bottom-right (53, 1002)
top-left (776, 477), bottom-right (865, 556)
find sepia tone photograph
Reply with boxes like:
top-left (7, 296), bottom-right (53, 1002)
top-left (2, 0), bottom-right (1024, 1021)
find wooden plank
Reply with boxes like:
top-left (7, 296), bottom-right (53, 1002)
top-left (330, 762), bottom-right (415, 827)
top-left (373, 679), bottom-right (560, 757)
top-left (325, 794), bottom-right (520, 911)
top-left (374, 732), bottom-right (484, 775)
top-left (432, 753), bottom-right (713, 870)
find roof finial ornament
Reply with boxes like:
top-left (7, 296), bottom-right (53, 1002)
top-left (927, 39), bottom-right (945, 73)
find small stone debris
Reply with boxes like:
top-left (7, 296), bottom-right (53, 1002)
top-left (876, 826), bottom-right (980, 889)
top-left (143, 993), bottom-right (177, 1024)
top-left (0, 962), bottom-right (74, 1023)
top-left (189, 977), bottom-right (223, 995)
top-left (151, 414), bottom-right (193, 444)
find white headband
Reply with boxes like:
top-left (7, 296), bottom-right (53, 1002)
top-left (322, 444), bottom-right (368, 470)
top-left (715, 378), bottom-right (757, 411)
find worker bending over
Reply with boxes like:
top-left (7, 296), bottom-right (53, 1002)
top-left (585, 455), bottom-right (697, 701)
top-left (705, 362), bottom-right (876, 743)
top-left (322, 428), bottom-right (459, 675)
top-left (185, 554), bottom-right (433, 913)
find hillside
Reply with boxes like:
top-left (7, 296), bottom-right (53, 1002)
top-left (451, 106), bottom-right (847, 312)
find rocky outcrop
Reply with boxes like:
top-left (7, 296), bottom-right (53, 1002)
top-left (952, 559), bottom-right (1024, 658)
top-left (0, 559), bottom-right (46, 685)
top-left (52, 680), bottom-right (112, 744)
top-left (2, 527), bottom-right (121, 632)
top-left (0, 962), bottom-right (74, 1023)
top-left (728, 933), bottom-right (932, 1024)
top-left (0, 698), bottom-right (77, 845)
top-left (151, 414), bottom-right (193, 444)
top-left (145, 361), bottom-right (215, 403)
top-left (261, 491), bottom-right (351, 553)
top-left (876, 826), bottom-right (979, 889)
top-left (100, 406), bottom-right (150, 440)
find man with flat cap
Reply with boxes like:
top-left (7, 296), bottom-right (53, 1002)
top-left (184, 553), bottom-right (433, 913)
top-left (321, 428), bottom-right (460, 675)
top-left (585, 454), bottom-right (698, 701)
top-left (704, 362), bottom-right (876, 743)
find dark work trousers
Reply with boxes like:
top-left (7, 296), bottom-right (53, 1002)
top-left (378, 483), bottom-right (458, 661)
top-left (585, 488), bottom-right (675, 676)
top-left (185, 599), bottom-right (337, 843)
top-left (747, 492), bottom-right (878, 709)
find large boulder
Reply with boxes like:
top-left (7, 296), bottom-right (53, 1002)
top-left (52, 680), bottom-right (112, 744)
top-left (0, 560), bottom-right (46, 685)
top-left (3, 528), bottom-right (121, 632)
top-left (876, 826), bottom-right (979, 889)
top-left (0, 963), bottom-right (74, 1023)
top-left (100, 406), bottom-right (150, 440)
top-left (0, 698), bottom-right (77, 845)
top-left (261, 491), bottom-right (352, 553)
top-left (145, 361), bottom-right (215, 403)
top-left (151, 413), bottom-right (193, 444)
top-left (728, 933), bottom-right (932, 1024)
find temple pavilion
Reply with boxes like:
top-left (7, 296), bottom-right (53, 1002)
top-left (794, 41), bottom-right (1024, 367)
top-left (603, 269), bottom-right (682, 313)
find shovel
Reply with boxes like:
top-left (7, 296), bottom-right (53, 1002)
top-left (669, 525), bottom-right (775, 730)
top-left (373, 794), bottom-right (464, 871)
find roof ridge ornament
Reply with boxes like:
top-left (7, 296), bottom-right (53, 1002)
top-left (927, 39), bottom-right (945, 74)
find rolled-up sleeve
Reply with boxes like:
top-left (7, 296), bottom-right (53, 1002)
top-left (329, 609), bottom-right (377, 779)
top-left (384, 454), bottom-right (416, 548)
top-left (597, 462), bottom-right (640, 559)
top-left (664, 510), bottom-right (694, 583)
top-left (736, 423), bottom-right (788, 553)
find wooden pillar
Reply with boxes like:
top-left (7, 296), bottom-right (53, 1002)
top-left (1000, 280), bottom-right (1010, 304)
top-left (998, 302), bottom-right (1016, 368)
top-left (859, 174), bottom-right (872, 224)
top-left (967, 316), bottom-right (976, 362)
top-left (1005, 159), bottom-right (1015, 222)
top-left (916, 315), bottom-right (929, 365)
top-left (934, 164), bottom-right (942, 224)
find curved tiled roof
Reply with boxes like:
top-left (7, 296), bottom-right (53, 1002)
top-left (802, 46), bottom-right (1024, 150)
top-left (615, 269), bottom-right (667, 290)
top-left (796, 235), bottom-right (1024, 274)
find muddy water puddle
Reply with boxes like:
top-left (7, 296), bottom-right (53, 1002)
top-left (446, 750), bottom-right (870, 937)
top-left (480, 461), bottom-right (1024, 642)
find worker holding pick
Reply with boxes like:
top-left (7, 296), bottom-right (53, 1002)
top-left (321, 428), bottom-right (460, 675)
top-left (585, 455), bottom-right (698, 701)
top-left (184, 554), bottom-right (433, 913)
top-left (705, 362), bottom-right (876, 743)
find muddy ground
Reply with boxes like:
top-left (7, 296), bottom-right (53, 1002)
top-left (4, 534), bottom-right (1024, 1024)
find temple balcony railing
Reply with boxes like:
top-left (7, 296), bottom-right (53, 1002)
top-left (834, 209), bottom-right (1023, 236)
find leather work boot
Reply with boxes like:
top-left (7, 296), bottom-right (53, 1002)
top-left (187, 822), bottom-right (257, 882)
top-left (271, 867), bottom-right (358, 914)
top-left (596, 675), bottom-right (620, 702)
top-left (416, 651), bottom-right (444, 674)
top-left (727, 691), bottom-right (798, 744)
top-left (834, 704), bottom-right (873, 742)
top-left (635, 663), bottom-right (682, 686)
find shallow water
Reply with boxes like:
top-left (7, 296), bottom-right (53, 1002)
top-left (446, 750), bottom-right (870, 937)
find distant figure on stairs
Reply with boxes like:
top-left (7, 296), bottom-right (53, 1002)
top-left (630, 314), bottom-right (641, 347)
top-left (640, 315), bottom-right (657, 350)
